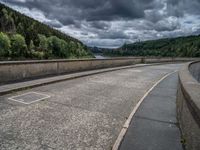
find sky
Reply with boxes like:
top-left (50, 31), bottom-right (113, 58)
top-left (1, 0), bottom-right (200, 48)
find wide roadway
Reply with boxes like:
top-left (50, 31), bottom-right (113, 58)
top-left (0, 63), bottom-right (183, 150)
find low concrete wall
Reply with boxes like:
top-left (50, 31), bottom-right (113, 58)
top-left (189, 61), bottom-right (200, 82)
top-left (0, 58), bottom-right (141, 83)
top-left (0, 57), bottom-right (197, 84)
top-left (177, 61), bottom-right (200, 150)
top-left (145, 57), bottom-right (195, 63)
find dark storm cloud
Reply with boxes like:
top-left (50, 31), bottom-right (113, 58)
top-left (43, 20), bottom-right (63, 28)
top-left (154, 17), bottom-right (181, 32)
top-left (4, 0), bottom-right (155, 23)
top-left (194, 28), bottom-right (200, 35)
top-left (2, 0), bottom-right (200, 47)
top-left (98, 30), bottom-right (130, 39)
top-left (166, 0), bottom-right (200, 16)
top-left (89, 21), bottom-right (111, 30)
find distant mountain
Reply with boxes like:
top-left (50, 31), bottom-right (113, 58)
top-left (103, 35), bottom-right (200, 57)
top-left (0, 3), bottom-right (93, 60)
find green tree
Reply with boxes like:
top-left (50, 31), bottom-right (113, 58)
top-left (31, 51), bottom-right (44, 59)
top-left (10, 34), bottom-right (27, 57)
top-left (48, 36), bottom-right (71, 58)
top-left (48, 36), bottom-right (62, 57)
top-left (0, 32), bottom-right (11, 57)
top-left (29, 40), bottom-right (35, 51)
top-left (0, 8), bottom-right (15, 33)
top-left (16, 23), bottom-right (25, 36)
top-left (38, 34), bottom-right (48, 51)
top-left (28, 40), bottom-right (35, 58)
top-left (0, 9), bottom-right (9, 32)
top-left (25, 23), bottom-right (37, 46)
top-left (59, 39), bottom-right (69, 58)
top-left (69, 41), bottom-right (76, 56)
top-left (7, 14), bottom-right (16, 32)
top-left (0, 3), bottom-right (92, 59)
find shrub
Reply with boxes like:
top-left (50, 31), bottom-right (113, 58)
top-left (0, 32), bottom-right (11, 57)
top-left (48, 36), bottom-right (70, 58)
top-left (59, 39), bottom-right (69, 58)
top-left (31, 50), bottom-right (45, 59)
top-left (38, 34), bottom-right (48, 51)
top-left (10, 34), bottom-right (27, 57)
top-left (48, 36), bottom-right (61, 56)
top-left (29, 40), bottom-right (35, 51)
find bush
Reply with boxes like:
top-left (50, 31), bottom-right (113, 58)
top-left (48, 36), bottom-right (70, 58)
top-left (38, 34), bottom-right (48, 51)
top-left (59, 39), bottom-right (69, 58)
top-left (10, 34), bottom-right (27, 57)
top-left (48, 36), bottom-right (61, 56)
top-left (31, 50), bottom-right (44, 59)
top-left (29, 40), bottom-right (35, 51)
top-left (0, 32), bottom-right (11, 57)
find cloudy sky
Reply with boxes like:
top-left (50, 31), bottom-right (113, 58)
top-left (1, 0), bottom-right (200, 48)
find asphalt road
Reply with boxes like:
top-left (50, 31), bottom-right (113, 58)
top-left (0, 63), bottom-right (183, 150)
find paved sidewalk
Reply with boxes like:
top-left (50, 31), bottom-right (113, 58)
top-left (119, 73), bottom-right (183, 150)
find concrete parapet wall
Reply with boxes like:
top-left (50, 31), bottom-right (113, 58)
top-left (0, 57), bottom-right (197, 84)
top-left (177, 61), bottom-right (200, 150)
top-left (189, 61), bottom-right (200, 82)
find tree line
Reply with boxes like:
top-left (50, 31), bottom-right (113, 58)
top-left (0, 3), bottom-right (93, 60)
top-left (103, 36), bottom-right (200, 57)
top-left (0, 32), bottom-right (92, 59)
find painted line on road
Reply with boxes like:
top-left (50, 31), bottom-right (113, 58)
top-left (112, 70), bottom-right (178, 150)
top-left (8, 92), bottom-right (51, 105)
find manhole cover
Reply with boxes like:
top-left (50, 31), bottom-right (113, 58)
top-left (8, 92), bottom-right (50, 104)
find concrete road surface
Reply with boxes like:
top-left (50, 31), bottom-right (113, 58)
top-left (119, 73), bottom-right (183, 150)
top-left (0, 63), bottom-right (183, 150)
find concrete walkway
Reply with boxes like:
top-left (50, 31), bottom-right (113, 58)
top-left (0, 64), bottom-right (183, 149)
top-left (119, 73), bottom-right (183, 150)
top-left (0, 64), bottom-right (152, 95)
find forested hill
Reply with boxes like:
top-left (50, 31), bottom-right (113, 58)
top-left (0, 3), bottom-right (93, 60)
top-left (104, 35), bottom-right (200, 57)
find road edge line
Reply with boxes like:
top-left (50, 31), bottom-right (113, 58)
top-left (112, 70), bottom-right (177, 150)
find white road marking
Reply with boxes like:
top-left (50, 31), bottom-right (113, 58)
top-left (8, 92), bottom-right (51, 105)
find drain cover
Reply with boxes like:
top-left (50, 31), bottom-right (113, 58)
top-left (8, 92), bottom-right (50, 104)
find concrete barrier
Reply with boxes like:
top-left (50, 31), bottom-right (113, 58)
top-left (0, 57), bottom-right (197, 84)
top-left (189, 61), bottom-right (200, 82)
top-left (177, 61), bottom-right (200, 150)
